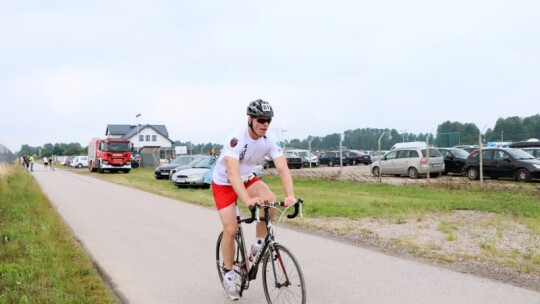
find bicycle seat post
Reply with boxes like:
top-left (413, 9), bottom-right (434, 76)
top-left (235, 201), bottom-right (241, 221)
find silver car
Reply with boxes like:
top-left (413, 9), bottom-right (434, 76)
top-left (171, 156), bottom-right (216, 188)
top-left (371, 143), bottom-right (445, 179)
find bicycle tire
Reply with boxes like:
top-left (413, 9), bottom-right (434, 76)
top-left (216, 231), bottom-right (248, 295)
top-left (262, 243), bottom-right (306, 304)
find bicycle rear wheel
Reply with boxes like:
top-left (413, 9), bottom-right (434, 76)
top-left (262, 243), bottom-right (306, 304)
top-left (216, 231), bottom-right (248, 295)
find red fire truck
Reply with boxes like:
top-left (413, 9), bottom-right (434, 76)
top-left (88, 138), bottom-right (132, 173)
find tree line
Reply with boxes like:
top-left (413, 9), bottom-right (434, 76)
top-left (15, 114), bottom-right (540, 156)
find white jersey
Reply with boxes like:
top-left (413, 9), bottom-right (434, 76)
top-left (212, 128), bottom-right (283, 185)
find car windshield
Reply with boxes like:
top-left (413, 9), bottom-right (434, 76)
top-left (296, 151), bottom-right (309, 157)
top-left (421, 149), bottom-right (442, 157)
top-left (508, 149), bottom-right (535, 160)
top-left (170, 156), bottom-right (194, 165)
top-left (285, 152), bottom-right (298, 158)
top-left (452, 149), bottom-right (470, 158)
top-left (193, 157), bottom-right (215, 168)
top-left (186, 156), bottom-right (206, 166)
top-left (104, 142), bottom-right (131, 152)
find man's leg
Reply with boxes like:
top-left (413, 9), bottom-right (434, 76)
top-left (218, 203), bottom-right (238, 270)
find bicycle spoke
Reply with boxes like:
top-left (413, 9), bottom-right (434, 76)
top-left (262, 244), bottom-right (306, 304)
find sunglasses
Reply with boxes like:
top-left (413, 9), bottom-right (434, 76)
top-left (255, 117), bottom-right (272, 124)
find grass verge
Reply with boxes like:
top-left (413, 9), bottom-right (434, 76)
top-left (0, 164), bottom-right (118, 304)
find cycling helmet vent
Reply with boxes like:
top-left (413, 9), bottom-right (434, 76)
top-left (247, 99), bottom-right (274, 117)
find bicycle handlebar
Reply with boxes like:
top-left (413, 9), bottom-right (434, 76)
top-left (246, 199), bottom-right (304, 223)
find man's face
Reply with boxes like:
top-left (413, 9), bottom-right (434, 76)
top-left (250, 116), bottom-right (272, 135)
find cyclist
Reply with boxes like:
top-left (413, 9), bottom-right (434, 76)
top-left (212, 99), bottom-right (297, 301)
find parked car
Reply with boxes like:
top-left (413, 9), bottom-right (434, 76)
top-left (286, 149), bottom-right (319, 167)
top-left (265, 152), bottom-right (303, 169)
top-left (63, 156), bottom-right (75, 166)
top-left (69, 156), bottom-right (88, 168)
top-left (154, 155), bottom-right (200, 179)
top-left (169, 155), bottom-right (208, 179)
top-left (370, 150), bottom-right (390, 163)
top-left (437, 147), bottom-right (469, 175)
top-left (371, 142), bottom-right (445, 179)
top-left (318, 151), bottom-right (349, 167)
top-left (523, 147), bottom-right (540, 159)
top-left (463, 148), bottom-right (540, 182)
top-left (453, 145), bottom-right (479, 154)
top-left (170, 156), bottom-right (216, 188)
top-left (344, 150), bottom-right (371, 165)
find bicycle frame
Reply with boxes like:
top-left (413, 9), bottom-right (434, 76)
top-left (217, 199), bottom-right (305, 302)
top-left (233, 200), bottom-right (300, 290)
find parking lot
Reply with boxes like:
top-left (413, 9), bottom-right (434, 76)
top-left (266, 163), bottom-right (540, 187)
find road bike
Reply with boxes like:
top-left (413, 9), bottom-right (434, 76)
top-left (216, 199), bottom-right (306, 303)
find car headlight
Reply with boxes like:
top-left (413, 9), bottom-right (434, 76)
top-left (532, 164), bottom-right (540, 169)
top-left (188, 173), bottom-right (202, 178)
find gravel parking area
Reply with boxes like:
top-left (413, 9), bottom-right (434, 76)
top-left (270, 164), bottom-right (540, 291)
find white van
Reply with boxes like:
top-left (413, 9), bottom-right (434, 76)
top-left (70, 156), bottom-right (89, 168)
top-left (391, 141), bottom-right (427, 150)
top-left (371, 144), bottom-right (445, 178)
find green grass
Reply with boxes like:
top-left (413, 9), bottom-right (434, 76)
top-left (83, 168), bottom-right (540, 231)
top-left (0, 164), bottom-right (118, 304)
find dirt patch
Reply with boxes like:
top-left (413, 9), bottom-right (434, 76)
top-left (293, 210), bottom-right (540, 292)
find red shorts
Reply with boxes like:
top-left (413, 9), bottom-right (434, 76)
top-left (212, 177), bottom-right (261, 210)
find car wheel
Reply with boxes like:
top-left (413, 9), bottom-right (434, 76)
top-left (408, 167), bottom-right (419, 179)
top-left (372, 166), bottom-right (380, 177)
top-left (77, 163), bottom-right (83, 168)
top-left (328, 160), bottom-right (334, 167)
top-left (467, 167), bottom-right (479, 180)
top-left (515, 169), bottom-right (531, 182)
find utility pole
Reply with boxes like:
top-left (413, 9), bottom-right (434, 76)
top-left (377, 131), bottom-right (386, 183)
top-left (339, 132), bottom-right (344, 180)
top-left (136, 114), bottom-right (141, 153)
top-left (308, 136), bottom-right (315, 169)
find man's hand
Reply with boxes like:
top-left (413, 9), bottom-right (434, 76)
top-left (246, 196), bottom-right (266, 206)
top-left (283, 196), bottom-right (296, 207)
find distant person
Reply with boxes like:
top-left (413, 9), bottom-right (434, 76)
top-left (49, 157), bottom-right (54, 171)
top-left (22, 154), bottom-right (29, 169)
top-left (29, 154), bottom-right (35, 171)
top-left (43, 157), bottom-right (48, 169)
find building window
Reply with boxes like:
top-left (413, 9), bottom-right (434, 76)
top-left (152, 135), bottom-right (157, 141)
top-left (139, 135), bottom-right (144, 141)
top-left (146, 135), bottom-right (150, 141)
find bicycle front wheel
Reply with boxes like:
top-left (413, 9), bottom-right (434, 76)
top-left (262, 243), bottom-right (306, 304)
top-left (216, 231), bottom-right (248, 295)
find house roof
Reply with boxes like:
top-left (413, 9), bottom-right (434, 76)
top-left (106, 124), bottom-right (173, 143)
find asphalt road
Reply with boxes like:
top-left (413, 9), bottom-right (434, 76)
top-left (32, 169), bottom-right (540, 304)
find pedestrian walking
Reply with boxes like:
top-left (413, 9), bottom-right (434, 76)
top-left (49, 157), bottom-right (54, 171)
top-left (43, 157), bottom-right (49, 169)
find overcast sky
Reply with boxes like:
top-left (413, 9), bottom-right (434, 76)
top-left (1, 0), bottom-right (539, 152)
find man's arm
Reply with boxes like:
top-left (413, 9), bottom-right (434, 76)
top-left (273, 156), bottom-right (296, 205)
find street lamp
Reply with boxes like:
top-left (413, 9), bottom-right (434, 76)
top-left (136, 114), bottom-right (141, 152)
top-left (400, 129), bottom-right (407, 142)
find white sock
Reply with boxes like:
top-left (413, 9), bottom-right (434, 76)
top-left (225, 269), bottom-right (235, 281)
